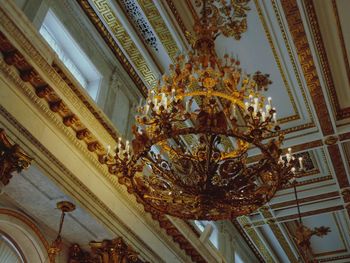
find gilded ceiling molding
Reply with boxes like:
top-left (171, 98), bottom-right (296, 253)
top-left (255, 0), bottom-right (301, 124)
top-left (276, 205), bottom-right (343, 223)
top-left (69, 237), bottom-right (147, 263)
top-left (332, 0), bottom-right (350, 109)
top-left (0, 26), bottom-right (206, 263)
top-left (246, 139), bottom-right (323, 164)
top-left (282, 175), bottom-right (333, 190)
top-left (89, 0), bottom-right (157, 89)
top-left (270, 191), bottom-right (340, 210)
top-left (76, 0), bottom-right (148, 96)
top-left (280, 0), bottom-right (334, 136)
top-left (249, 204), bottom-right (344, 227)
top-left (137, 0), bottom-right (179, 60)
top-left (301, 0), bottom-right (349, 121)
top-left (231, 221), bottom-right (265, 263)
top-left (0, 129), bottom-right (32, 186)
top-left (339, 132), bottom-right (350, 142)
top-left (259, 208), bottom-right (298, 263)
top-left (165, 0), bottom-right (190, 42)
top-left (327, 144), bottom-right (349, 188)
top-left (320, 254), bottom-right (350, 262)
top-left (308, 0), bottom-right (350, 120)
top-left (236, 217), bottom-right (275, 263)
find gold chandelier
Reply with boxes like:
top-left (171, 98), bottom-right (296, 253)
top-left (101, 0), bottom-right (304, 220)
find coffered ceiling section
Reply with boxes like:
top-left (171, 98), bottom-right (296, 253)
top-left (306, 0), bottom-right (350, 123)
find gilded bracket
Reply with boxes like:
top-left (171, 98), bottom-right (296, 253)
top-left (0, 128), bottom-right (32, 186)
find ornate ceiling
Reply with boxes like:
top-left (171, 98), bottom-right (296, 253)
top-left (74, 0), bottom-right (350, 262)
top-left (0, 0), bottom-right (349, 262)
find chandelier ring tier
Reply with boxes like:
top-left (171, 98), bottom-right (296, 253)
top-left (100, 0), bottom-right (304, 220)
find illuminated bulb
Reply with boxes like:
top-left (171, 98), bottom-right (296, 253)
top-left (268, 97), bottom-right (272, 106)
top-left (144, 104), bottom-right (150, 115)
top-left (272, 112), bottom-right (277, 123)
top-left (125, 140), bottom-right (130, 153)
top-left (298, 157), bottom-right (304, 170)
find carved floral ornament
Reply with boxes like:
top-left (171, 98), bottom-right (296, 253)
top-left (68, 237), bottom-right (147, 263)
top-left (193, 0), bottom-right (250, 40)
top-left (0, 128), bottom-right (32, 187)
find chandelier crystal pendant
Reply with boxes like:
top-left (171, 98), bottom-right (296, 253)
top-left (101, 0), bottom-right (304, 220)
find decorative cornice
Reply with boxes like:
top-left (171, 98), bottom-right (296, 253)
top-left (137, 0), bottom-right (179, 61)
top-left (280, 0), bottom-right (334, 135)
top-left (87, 0), bottom-right (157, 89)
top-left (165, 0), bottom-right (191, 43)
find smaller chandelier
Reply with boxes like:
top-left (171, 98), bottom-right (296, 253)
top-left (100, 0), bottom-right (304, 220)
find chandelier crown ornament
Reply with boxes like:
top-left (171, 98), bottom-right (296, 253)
top-left (100, 0), bottom-right (304, 220)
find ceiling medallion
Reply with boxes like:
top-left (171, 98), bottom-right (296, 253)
top-left (101, 0), bottom-right (304, 220)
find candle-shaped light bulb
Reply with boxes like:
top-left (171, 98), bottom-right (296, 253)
top-left (291, 167), bottom-right (296, 174)
top-left (261, 111), bottom-right (266, 121)
top-left (138, 98), bottom-right (143, 108)
top-left (231, 104), bottom-right (237, 118)
top-left (186, 100), bottom-right (190, 112)
top-left (144, 104), bottom-right (150, 115)
top-left (106, 145), bottom-right (111, 155)
top-left (279, 155), bottom-right (285, 164)
top-left (125, 140), bottom-right (130, 153)
top-left (286, 153), bottom-right (291, 163)
top-left (272, 112), bottom-right (277, 123)
top-left (298, 157), bottom-right (304, 170)
top-left (245, 102), bottom-right (250, 112)
top-left (265, 104), bottom-right (271, 114)
top-left (268, 97), bottom-right (272, 106)
top-left (254, 97), bottom-right (259, 113)
top-left (171, 88), bottom-right (175, 100)
top-left (118, 137), bottom-right (122, 150)
top-left (249, 94), bottom-right (253, 102)
top-left (288, 148), bottom-right (292, 154)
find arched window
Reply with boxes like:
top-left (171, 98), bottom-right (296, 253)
top-left (0, 232), bottom-right (25, 263)
top-left (0, 209), bottom-right (49, 263)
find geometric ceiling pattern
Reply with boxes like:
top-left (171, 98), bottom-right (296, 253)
top-left (76, 0), bottom-right (350, 262)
